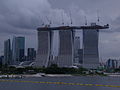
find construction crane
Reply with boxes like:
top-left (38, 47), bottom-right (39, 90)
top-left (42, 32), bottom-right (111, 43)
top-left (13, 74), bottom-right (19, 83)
top-left (46, 16), bottom-right (52, 27)
top-left (61, 12), bottom-right (64, 25)
top-left (69, 10), bottom-right (73, 26)
top-left (97, 10), bottom-right (100, 23)
top-left (39, 16), bottom-right (45, 26)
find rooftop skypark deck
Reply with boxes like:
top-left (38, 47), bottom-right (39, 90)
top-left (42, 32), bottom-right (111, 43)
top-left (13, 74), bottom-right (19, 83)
top-left (37, 24), bottom-right (109, 31)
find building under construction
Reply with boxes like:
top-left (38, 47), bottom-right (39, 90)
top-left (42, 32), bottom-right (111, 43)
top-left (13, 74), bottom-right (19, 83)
top-left (35, 23), bottom-right (109, 69)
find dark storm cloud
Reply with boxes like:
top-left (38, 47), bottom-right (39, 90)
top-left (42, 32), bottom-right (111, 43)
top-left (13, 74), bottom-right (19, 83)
top-left (0, 0), bottom-right (49, 34)
top-left (0, 0), bottom-right (70, 55)
top-left (0, 0), bottom-right (120, 34)
top-left (0, 0), bottom-right (72, 34)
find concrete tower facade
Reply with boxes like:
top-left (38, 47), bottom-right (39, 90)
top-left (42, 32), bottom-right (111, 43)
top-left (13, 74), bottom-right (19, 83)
top-left (54, 30), bottom-right (74, 67)
top-left (35, 30), bottom-right (53, 67)
top-left (83, 26), bottom-right (99, 69)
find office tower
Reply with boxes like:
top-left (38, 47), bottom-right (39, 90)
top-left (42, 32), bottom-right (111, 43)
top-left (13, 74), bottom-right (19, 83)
top-left (36, 30), bottom-right (53, 67)
top-left (33, 50), bottom-right (36, 60)
top-left (74, 37), bottom-right (81, 64)
top-left (54, 30), bottom-right (74, 67)
top-left (12, 36), bottom-right (25, 64)
top-left (106, 59), bottom-right (118, 69)
top-left (4, 39), bottom-right (12, 65)
top-left (27, 48), bottom-right (36, 61)
top-left (0, 56), bottom-right (4, 65)
top-left (83, 23), bottom-right (99, 69)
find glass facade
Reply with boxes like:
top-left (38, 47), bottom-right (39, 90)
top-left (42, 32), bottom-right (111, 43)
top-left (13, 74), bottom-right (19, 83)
top-left (4, 39), bottom-right (12, 65)
top-left (12, 37), bottom-right (25, 64)
top-left (27, 48), bottom-right (36, 61)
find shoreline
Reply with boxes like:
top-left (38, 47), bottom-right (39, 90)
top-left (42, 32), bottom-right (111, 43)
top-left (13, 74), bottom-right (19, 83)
top-left (0, 73), bottom-right (120, 79)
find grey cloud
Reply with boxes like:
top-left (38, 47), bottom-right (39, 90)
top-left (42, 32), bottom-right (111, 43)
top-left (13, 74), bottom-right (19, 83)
top-left (0, 0), bottom-right (73, 34)
top-left (0, 0), bottom-right (50, 33)
top-left (0, 0), bottom-right (120, 60)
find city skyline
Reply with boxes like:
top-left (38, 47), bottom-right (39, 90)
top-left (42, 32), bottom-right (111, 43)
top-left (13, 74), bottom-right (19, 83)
top-left (0, 1), bottom-right (120, 90)
top-left (0, 0), bottom-right (120, 61)
top-left (3, 36), bottom-right (36, 65)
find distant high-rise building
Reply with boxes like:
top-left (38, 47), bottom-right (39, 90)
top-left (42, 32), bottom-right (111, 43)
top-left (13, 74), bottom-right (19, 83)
top-left (106, 59), bottom-right (118, 69)
top-left (74, 37), bottom-right (81, 64)
top-left (53, 30), bottom-right (74, 67)
top-left (27, 48), bottom-right (36, 61)
top-left (12, 36), bottom-right (25, 64)
top-left (4, 39), bottom-right (12, 65)
top-left (0, 56), bottom-right (4, 65)
top-left (83, 23), bottom-right (99, 69)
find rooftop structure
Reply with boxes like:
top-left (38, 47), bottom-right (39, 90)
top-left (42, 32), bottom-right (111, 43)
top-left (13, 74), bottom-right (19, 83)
top-left (37, 24), bottom-right (109, 31)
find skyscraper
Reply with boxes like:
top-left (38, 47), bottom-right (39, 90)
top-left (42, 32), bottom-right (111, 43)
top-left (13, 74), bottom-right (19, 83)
top-left (35, 30), bottom-right (53, 67)
top-left (106, 59), bottom-right (118, 69)
top-left (4, 39), bottom-right (12, 65)
top-left (12, 36), bottom-right (25, 64)
top-left (27, 48), bottom-right (36, 61)
top-left (83, 23), bottom-right (99, 69)
top-left (53, 30), bottom-right (74, 67)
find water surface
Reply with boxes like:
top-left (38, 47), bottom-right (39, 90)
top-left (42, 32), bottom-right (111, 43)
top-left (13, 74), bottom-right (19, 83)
top-left (0, 76), bottom-right (120, 90)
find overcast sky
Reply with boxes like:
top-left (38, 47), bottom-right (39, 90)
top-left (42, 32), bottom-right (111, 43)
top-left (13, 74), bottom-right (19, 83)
top-left (0, 0), bottom-right (120, 61)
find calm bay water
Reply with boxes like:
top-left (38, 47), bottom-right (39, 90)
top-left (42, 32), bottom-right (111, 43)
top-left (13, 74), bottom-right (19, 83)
top-left (0, 76), bottom-right (120, 90)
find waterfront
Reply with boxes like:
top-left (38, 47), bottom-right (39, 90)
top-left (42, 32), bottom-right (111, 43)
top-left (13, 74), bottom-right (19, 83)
top-left (0, 76), bottom-right (120, 90)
